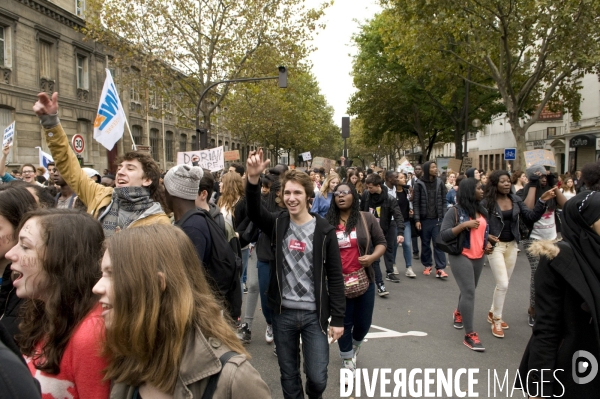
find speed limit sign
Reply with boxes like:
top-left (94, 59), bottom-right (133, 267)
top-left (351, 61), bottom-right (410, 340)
top-left (72, 134), bottom-right (85, 154)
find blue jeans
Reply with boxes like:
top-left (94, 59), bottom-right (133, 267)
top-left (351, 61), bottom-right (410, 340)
top-left (257, 260), bottom-right (273, 325)
top-left (420, 218), bottom-right (446, 269)
top-left (400, 220), bottom-right (412, 268)
top-left (272, 309), bottom-right (329, 399)
top-left (241, 247), bottom-right (250, 286)
top-left (338, 283), bottom-right (375, 358)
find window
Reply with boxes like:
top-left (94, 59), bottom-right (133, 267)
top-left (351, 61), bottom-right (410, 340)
top-left (0, 109), bottom-right (13, 161)
top-left (130, 86), bottom-right (140, 103)
top-left (150, 129), bottom-right (159, 156)
top-left (0, 27), bottom-right (4, 67)
top-left (76, 0), bottom-right (85, 17)
top-left (224, 141), bottom-right (229, 151)
top-left (39, 40), bottom-right (53, 79)
top-left (166, 131), bottom-right (173, 162)
top-left (191, 135), bottom-right (198, 151)
top-left (180, 134), bottom-right (187, 152)
top-left (76, 55), bottom-right (89, 89)
top-left (210, 139), bottom-right (215, 148)
top-left (132, 125), bottom-right (142, 147)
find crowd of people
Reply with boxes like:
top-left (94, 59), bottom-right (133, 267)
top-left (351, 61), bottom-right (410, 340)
top-left (1, 91), bottom-right (600, 398)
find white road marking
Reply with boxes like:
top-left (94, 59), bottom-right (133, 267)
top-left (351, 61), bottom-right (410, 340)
top-left (365, 324), bottom-right (428, 339)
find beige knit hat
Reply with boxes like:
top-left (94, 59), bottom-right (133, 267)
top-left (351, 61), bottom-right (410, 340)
top-left (164, 165), bottom-right (204, 200)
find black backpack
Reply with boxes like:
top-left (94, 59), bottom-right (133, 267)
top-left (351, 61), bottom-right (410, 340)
top-left (177, 209), bottom-right (242, 321)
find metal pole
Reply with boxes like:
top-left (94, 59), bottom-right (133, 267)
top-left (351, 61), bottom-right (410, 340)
top-left (463, 68), bottom-right (471, 159)
top-left (195, 76), bottom-right (280, 150)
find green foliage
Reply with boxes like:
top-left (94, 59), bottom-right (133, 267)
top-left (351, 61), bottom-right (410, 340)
top-left (223, 67), bottom-right (341, 161)
top-left (383, 0), bottom-right (600, 168)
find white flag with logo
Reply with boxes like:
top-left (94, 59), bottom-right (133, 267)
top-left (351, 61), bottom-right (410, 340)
top-left (93, 69), bottom-right (126, 150)
top-left (36, 147), bottom-right (54, 179)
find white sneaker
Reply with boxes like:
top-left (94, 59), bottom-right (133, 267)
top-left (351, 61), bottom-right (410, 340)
top-left (405, 267), bottom-right (417, 278)
top-left (265, 324), bottom-right (274, 344)
top-left (392, 266), bottom-right (400, 275)
top-left (352, 344), bottom-right (361, 364)
top-left (342, 358), bottom-right (356, 386)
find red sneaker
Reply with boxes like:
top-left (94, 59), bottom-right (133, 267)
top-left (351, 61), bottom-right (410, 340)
top-left (453, 309), bottom-right (463, 329)
top-left (423, 266), bottom-right (433, 276)
top-left (464, 332), bottom-right (485, 351)
top-left (436, 269), bottom-right (449, 279)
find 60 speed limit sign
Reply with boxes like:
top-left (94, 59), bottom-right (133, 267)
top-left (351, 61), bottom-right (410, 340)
top-left (72, 134), bottom-right (85, 154)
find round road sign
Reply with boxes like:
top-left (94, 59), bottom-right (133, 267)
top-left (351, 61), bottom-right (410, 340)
top-left (72, 134), bottom-right (85, 154)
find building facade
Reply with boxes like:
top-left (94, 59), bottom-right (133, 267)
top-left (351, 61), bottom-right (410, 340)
top-left (0, 0), bottom-right (252, 174)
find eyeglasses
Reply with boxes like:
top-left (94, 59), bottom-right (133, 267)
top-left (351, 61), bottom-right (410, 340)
top-left (333, 190), bottom-right (351, 197)
top-left (22, 170), bottom-right (35, 174)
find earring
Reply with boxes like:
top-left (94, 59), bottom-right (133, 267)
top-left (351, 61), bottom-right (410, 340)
top-left (275, 197), bottom-right (282, 204)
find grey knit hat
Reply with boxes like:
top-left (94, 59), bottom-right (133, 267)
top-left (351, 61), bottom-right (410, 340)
top-left (525, 164), bottom-right (547, 180)
top-left (164, 165), bottom-right (204, 200)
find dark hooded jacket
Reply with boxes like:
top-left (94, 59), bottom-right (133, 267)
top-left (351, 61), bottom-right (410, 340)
top-left (413, 161), bottom-right (447, 221)
top-left (360, 185), bottom-right (405, 234)
top-left (0, 265), bottom-right (23, 342)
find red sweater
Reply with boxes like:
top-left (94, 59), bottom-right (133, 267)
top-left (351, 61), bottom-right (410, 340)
top-left (27, 304), bottom-right (109, 399)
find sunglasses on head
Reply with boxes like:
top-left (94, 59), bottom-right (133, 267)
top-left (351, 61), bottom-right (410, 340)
top-left (333, 190), bottom-right (351, 197)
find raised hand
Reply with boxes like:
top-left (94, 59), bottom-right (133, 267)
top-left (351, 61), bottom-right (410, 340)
top-left (246, 148), bottom-right (270, 185)
top-left (33, 92), bottom-right (59, 116)
top-left (2, 144), bottom-right (10, 158)
top-left (540, 187), bottom-right (557, 202)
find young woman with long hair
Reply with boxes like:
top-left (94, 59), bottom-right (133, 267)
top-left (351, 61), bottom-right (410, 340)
top-left (325, 182), bottom-right (386, 384)
top-left (93, 224), bottom-right (270, 398)
top-left (311, 172), bottom-right (340, 217)
top-left (347, 169), bottom-right (364, 195)
top-left (0, 185), bottom-right (39, 339)
top-left (396, 172), bottom-right (416, 277)
top-left (445, 171), bottom-right (456, 192)
top-left (560, 177), bottom-right (577, 200)
top-left (7, 209), bottom-right (108, 398)
top-left (440, 178), bottom-right (493, 351)
top-left (511, 170), bottom-right (528, 193)
top-left (482, 170), bottom-right (555, 338)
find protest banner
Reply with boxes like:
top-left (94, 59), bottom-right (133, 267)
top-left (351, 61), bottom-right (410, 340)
top-left (524, 149), bottom-right (556, 167)
top-left (177, 146), bottom-right (224, 172)
top-left (461, 157), bottom-right (473, 173)
top-left (447, 159), bottom-right (463, 174)
top-left (311, 156), bottom-right (335, 172)
top-left (224, 150), bottom-right (240, 161)
top-left (3, 121), bottom-right (15, 147)
top-left (301, 152), bottom-right (312, 161)
top-left (398, 157), bottom-right (414, 173)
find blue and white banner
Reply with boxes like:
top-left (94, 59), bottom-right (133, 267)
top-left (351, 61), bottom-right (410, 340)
top-left (93, 69), bottom-right (126, 151)
top-left (36, 147), bottom-right (54, 179)
top-left (3, 121), bottom-right (15, 147)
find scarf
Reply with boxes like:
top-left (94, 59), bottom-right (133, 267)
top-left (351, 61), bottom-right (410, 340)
top-left (101, 187), bottom-right (155, 236)
top-left (561, 190), bottom-right (600, 336)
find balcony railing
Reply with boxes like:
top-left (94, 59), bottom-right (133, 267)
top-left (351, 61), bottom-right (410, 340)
top-left (570, 117), bottom-right (600, 128)
top-left (526, 126), bottom-right (563, 141)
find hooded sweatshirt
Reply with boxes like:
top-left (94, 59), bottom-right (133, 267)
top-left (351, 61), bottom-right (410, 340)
top-left (422, 161), bottom-right (438, 219)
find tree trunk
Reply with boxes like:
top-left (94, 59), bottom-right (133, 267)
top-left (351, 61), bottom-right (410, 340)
top-left (454, 123), bottom-right (463, 159)
top-left (508, 115), bottom-right (527, 171)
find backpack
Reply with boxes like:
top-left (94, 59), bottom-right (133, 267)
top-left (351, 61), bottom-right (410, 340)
top-left (178, 209), bottom-right (242, 321)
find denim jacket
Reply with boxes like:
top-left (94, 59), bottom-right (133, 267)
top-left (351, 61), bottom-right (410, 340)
top-left (440, 206), bottom-right (489, 251)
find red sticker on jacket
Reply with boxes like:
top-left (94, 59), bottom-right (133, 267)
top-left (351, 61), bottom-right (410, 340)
top-left (289, 240), bottom-right (306, 252)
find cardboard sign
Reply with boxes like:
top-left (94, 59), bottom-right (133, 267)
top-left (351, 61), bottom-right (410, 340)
top-left (2, 122), bottom-right (15, 147)
top-left (447, 159), bottom-right (463, 174)
top-left (135, 145), bottom-right (151, 153)
top-left (311, 156), bottom-right (336, 172)
top-left (461, 157), bottom-right (473, 173)
top-left (224, 150), bottom-right (240, 161)
top-left (524, 150), bottom-right (556, 167)
top-left (398, 157), bottom-right (414, 173)
top-left (301, 152), bottom-right (312, 161)
top-left (177, 146), bottom-right (224, 172)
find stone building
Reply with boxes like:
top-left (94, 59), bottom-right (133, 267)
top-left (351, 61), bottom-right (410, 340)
top-left (0, 0), bottom-right (250, 174)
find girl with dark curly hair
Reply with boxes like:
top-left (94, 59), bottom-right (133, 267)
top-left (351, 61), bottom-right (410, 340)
top-left (325, 182), bottom-right (386, 386)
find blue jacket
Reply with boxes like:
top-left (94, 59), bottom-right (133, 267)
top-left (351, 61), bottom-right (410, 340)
top-left (446, 188), bottom-right (457, 207)
top-left (311, 191), bottom-right (333, 218)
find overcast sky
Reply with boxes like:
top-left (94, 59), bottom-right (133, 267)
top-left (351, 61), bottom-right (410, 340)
top-left (305, 0), bottom-right (382, 126)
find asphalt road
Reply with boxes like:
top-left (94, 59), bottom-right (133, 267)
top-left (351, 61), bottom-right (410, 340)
top-left (241, 244), bottom-right (534, 399)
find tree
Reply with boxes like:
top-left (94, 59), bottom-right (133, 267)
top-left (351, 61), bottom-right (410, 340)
top-left (223, 68), bottom-right (342, 163)
top-left (84, 0), bottom-right (330, 148)
top-left (384, 0), bottom-right (600, 168)
top-left (349, 11), bottom-right (503, 162)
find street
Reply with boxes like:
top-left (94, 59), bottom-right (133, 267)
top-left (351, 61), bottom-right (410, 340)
top-left (242, 245), bottom-right (534, 399)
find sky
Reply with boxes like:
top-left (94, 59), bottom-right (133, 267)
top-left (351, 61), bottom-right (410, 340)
top-left (305, 0), bottom-right (382, 126)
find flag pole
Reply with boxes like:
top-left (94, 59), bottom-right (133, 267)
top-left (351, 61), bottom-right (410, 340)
top-left (124, 117), bottom-right (137, 151)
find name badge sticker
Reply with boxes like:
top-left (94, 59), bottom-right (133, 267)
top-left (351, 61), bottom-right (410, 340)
top-left (289, 239), bottom-right (306, 252)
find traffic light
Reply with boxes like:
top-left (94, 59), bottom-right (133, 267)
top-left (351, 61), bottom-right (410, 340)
top-left (278, 66), bottom-right (287, 88)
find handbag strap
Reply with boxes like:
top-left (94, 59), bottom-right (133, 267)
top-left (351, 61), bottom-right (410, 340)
top-left (359, 212), bottom-right (371, 257)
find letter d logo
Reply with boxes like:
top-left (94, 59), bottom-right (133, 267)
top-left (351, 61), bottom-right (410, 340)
top-left (572, 350), bottom-right (598, 384)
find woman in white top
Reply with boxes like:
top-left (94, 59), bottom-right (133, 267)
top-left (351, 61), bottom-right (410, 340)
top-left (560, 178), bottom-right (577, 201)
top-left (445, 171), bottom-right (456, 192)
